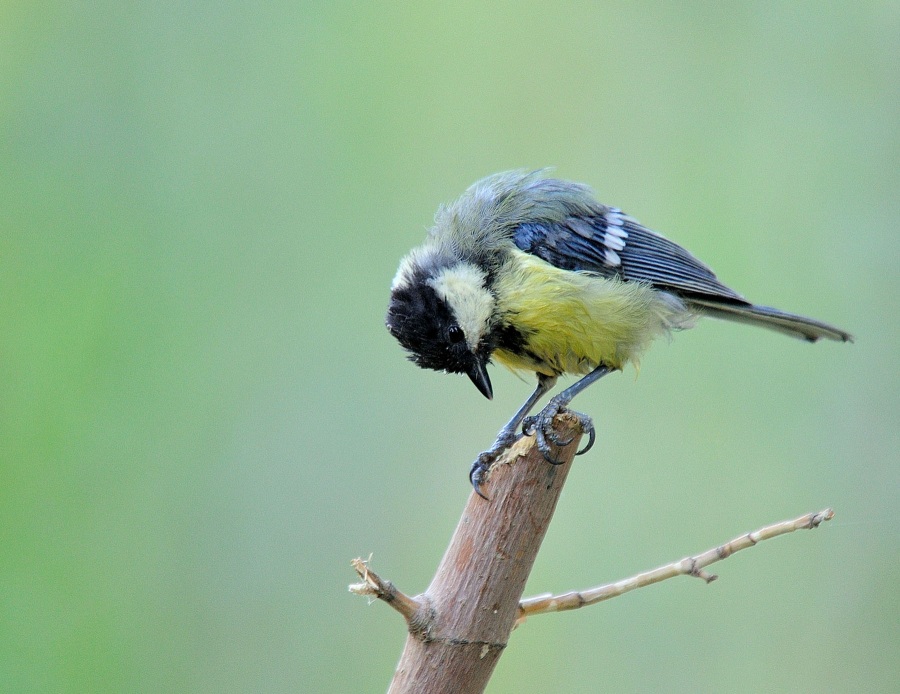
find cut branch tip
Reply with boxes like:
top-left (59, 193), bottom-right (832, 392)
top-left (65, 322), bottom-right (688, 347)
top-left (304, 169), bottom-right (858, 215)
top-left (349, 557), bottom-right (422, 624)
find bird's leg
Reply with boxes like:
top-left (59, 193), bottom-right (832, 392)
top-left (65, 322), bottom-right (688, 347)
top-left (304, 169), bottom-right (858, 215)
top-left (469, 373), bottom-right (557, 499)
top-left (523, 364), bottom-right (613, 464)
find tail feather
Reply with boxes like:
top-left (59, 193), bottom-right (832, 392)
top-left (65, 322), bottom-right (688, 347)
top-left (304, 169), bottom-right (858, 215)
top-left (686, 297), bottom-right (853, 343)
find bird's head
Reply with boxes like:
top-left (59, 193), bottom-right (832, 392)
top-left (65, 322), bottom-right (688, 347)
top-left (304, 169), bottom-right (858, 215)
top-left (386, 256), bottom-right (497, 399)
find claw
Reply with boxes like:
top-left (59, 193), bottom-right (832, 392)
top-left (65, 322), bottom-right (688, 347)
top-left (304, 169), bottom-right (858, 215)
top-left (529, 405), bottom-right (565, 464)
top-left (576, 418), bottom-right (596, 455)
top-left (469, 459), bottom-right (491, 500)
top-left (536, 425), bottom-right (566, 464)
top-left (468, 430), bottom-right (522, 500)
top-left (552, 433), bottom-right (576, 447)
top-left (526, 399), bottom-right (598, 465)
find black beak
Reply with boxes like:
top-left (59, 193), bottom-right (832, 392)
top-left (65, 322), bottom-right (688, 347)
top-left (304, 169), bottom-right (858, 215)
top-left (467, 358), bottom-right (493, 400)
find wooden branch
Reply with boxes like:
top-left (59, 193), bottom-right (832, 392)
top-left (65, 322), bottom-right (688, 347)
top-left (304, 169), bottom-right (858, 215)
top-left (351, 418), bottom-right (836, 693)
top-left (384, 415), bottom-right (584, 694)
top-left (517, 508), bottom-right (834, 622)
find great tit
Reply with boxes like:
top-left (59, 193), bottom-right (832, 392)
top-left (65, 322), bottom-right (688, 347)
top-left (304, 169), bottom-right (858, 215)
top-left (386, 171), bottom-right (851, 498)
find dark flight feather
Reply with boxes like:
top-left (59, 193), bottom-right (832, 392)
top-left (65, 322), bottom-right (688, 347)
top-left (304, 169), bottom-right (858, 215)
top-left (512, 212), bottom-right (745, 302)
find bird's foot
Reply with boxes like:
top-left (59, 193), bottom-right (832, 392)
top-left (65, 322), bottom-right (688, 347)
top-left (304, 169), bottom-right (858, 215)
top-left (522, 399), bottom-right (596, 465)
top-left (469, 428), bottom-right (523, 500)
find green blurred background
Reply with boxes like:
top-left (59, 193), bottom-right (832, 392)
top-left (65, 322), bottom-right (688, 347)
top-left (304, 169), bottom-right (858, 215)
top-left (2, 2), bottom-right (897, 692)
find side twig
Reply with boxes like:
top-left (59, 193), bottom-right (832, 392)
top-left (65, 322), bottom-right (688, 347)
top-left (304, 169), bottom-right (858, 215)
top-left (517, 508), bottom-right (834, 622)
top-left (350, 557), bottom-right (423, 624)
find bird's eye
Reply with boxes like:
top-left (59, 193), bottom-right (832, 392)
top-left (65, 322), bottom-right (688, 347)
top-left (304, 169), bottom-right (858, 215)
top-left (448, 325), bottom-right (465, 344)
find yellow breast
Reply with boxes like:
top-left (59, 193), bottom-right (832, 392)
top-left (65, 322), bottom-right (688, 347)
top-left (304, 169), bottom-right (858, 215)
top-left (492, 250), bottom-right (692, 376)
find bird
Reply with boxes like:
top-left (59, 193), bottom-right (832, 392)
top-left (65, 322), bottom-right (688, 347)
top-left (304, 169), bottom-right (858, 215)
top-left (385, 170), bottom-right (852, 498)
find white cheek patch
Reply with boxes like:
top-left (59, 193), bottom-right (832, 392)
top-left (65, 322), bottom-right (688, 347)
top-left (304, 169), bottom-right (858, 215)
top-left (427, 263), bottom-right (494, 350)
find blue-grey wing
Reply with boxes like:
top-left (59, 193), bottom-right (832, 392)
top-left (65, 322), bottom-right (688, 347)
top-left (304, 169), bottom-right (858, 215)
top-left (511, 209), bottom-right (745, 302)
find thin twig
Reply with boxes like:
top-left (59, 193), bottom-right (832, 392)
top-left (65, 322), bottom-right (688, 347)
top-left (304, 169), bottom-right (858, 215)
top-left (517, 508), bottom-right (834, 622)
top-left (350, 556), bottom-right (423, 624)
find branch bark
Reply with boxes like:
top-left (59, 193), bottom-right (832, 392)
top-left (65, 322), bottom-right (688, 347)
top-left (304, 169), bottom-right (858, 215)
top-left (386, 414), bottom-right (583, 694)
